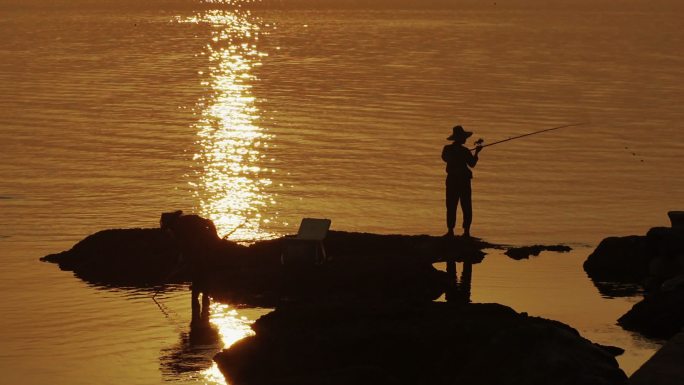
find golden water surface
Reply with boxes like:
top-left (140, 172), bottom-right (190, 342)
top-left (0, 0), bottom-right (682, 384)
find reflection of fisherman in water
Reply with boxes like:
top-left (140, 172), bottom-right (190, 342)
top-left (159, 319), bottom-right (222, 378)
top-left (445, 256), bottom-right (473, 305)
top-left (442, 125), bottom-right (483, 238)
top-left (160, 210), bottom-right (219, 324)
top-left (443, 237), bottom-right (482, 304)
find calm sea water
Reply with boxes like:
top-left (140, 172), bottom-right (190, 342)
top-left (1, 0), bottom-right (682, 383)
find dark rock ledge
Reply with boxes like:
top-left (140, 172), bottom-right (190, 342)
top-left (40, 214), bottom-right (570, 306)
top-left (41, 227), bottom-right (494, 305)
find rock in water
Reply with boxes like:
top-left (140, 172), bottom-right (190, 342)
top-left (584, 225), bottom-right (684, 286)
top-left (40, 228), bottom-right (183, 285)
top-left (583, 235), bottom-right (651, 283)
top-left (584, 212), bottom-right (684, 338)
top-left (504, 244), bottom-right (572, 260)
top-left (215, 301), bottom-right (627, 385)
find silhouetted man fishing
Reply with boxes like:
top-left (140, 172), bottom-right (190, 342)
top-left (439, 122), bottom-right (586, 237)
top-left (442, 125), bottom-right (483, 237)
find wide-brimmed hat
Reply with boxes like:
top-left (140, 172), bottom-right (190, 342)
top-left (447, 125), bottom-right (472, 141)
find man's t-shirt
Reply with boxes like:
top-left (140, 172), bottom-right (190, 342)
top-left (442, 144), bottom-right (477, 179)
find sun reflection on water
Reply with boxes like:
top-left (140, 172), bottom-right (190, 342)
top-left (181, 2), bottom-right (275, 241)
top-left (199, 302), bottom-right (257, 385)
top-left (174, 3), bottom-right (274, 383)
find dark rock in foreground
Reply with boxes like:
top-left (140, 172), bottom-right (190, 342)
top-left (629, 330), bottom-right (684, 385)
top-left (215, 301), bottom-right (627, 385)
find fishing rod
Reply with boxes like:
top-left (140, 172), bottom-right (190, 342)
top-left (469, 122), bottom-right (587, 151)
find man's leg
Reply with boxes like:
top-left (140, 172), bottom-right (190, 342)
top-left (460, 180), bottom-right (473, 236)
top-left (201, 289), bottom-right (210, 320)
top-left (446, 177), bottom-right (460, 235)
top-left (191, 283), bottom-right (201, 323)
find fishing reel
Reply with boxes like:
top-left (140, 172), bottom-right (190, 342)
top-left (469, 138), bottom-right (485, 152)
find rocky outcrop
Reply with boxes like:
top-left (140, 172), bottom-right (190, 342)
top-left (41, 212), bottom-right (576, 306)
top-left (583, 212), bottom-right (684, 338)
top-left (41, 228), bottom-right (188, 285)
top-left (40, 227), bottom-right (250, 286)
top-left (40, 212), bottom-right (498, 306)
top-left (584, 216), bottom-right (684, 290)
top-left (583, 235), bottom-right (652, 283)
top-left (215, 301), bottom-right (628, 385)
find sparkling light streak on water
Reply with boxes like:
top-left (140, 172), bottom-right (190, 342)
top-left (199, 303), bottom-right (259, 385)
top-left (181, 4), bottom-right (275, 241)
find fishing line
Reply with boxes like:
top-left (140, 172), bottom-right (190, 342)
top-left (151, 259), bottom-right (190, 331)
top-left (469, 122), bottom-right (588, 151)
top-left (152, 288), bottom-right (188, 333)
top-left (223, 218), bottom-right (247, 239)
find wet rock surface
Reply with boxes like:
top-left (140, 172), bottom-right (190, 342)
top-left (215, 301), bottom-right (628, 385)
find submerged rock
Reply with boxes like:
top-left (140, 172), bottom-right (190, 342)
top-left (504, 244), bottom-right (572, 260)
top-left (215, 301), bottom-right (628, 385)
